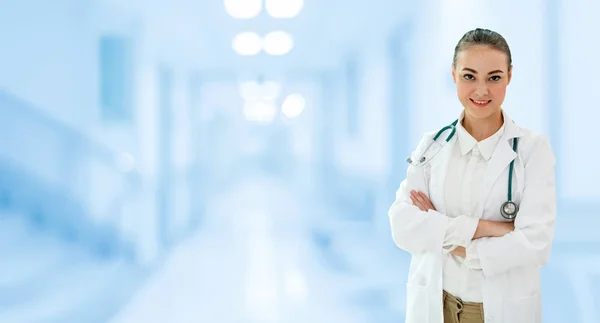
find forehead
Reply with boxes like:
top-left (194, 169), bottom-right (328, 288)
top-left (455, 45), bottom-right (508, 71)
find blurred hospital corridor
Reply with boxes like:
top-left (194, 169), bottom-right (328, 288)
top-left (2, 0), bottom-right (600, 322)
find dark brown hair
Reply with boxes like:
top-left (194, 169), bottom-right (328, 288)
top-left (453, 28), bottom-right (512, 70)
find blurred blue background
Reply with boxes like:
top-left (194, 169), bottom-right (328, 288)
top-left (0, 0), bottom-right (598, 322)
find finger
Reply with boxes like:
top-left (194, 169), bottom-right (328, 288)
top-left (410, 191), bottom-right (420, 203)
top-left (410, 190), bottom-right (419, 200)
top-left (413, 192), bottom-right (429, 208)
top-left (417, 192), bottom-right (435, 210)
top-left (410, 195), bottom-right (426, 211)
top-left (410, 195), bottom-right (422, 208)
top-left (417, 191), bottom-right (430, 204)
top-left (411, 191), bottom-right (432, 212)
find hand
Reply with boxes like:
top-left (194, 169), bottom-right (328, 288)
top-left (450, 246), bottom-right (466, 258)
top-left (493, 221), bottom-right (515, 237)
top-left (410, 190), bottom-right (437, 212)
top-left (473, 220), bottom-right (515, 239)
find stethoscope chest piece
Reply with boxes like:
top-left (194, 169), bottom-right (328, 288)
top-left (500, 201), bottom-right (519, 220)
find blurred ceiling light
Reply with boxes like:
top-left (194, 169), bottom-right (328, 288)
top-left (224, 0), bottom-right (262, 19)
top-left (281, 93), bottom-right (305, 118)
top-left (232, 32), bottom-right (262, 56)
top-left (243, 100), bottom-right (277, 123)
top-left (266, 0), bottom-right (303, 18)
top-left (239, 80), bottom-right (282, 100)
top-left (263, 31), bottom-right (294, 56)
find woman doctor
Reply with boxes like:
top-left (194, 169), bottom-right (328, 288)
top-left (388, 28), bottom-right (557, 323)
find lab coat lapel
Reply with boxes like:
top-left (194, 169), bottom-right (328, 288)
top-left (475, 115), bottom-right (523, 217)
top-left (428, 136), bottom-right (457, 215)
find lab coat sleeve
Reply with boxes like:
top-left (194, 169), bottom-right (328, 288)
top-left (443, 216), bottom-right (480, 253)
top-left (464, 240), bottom-right (482, 270)
top-left (470, 135), bottom-right (556, 277)
top-left (388, 181), bottom-right (448, 254)
top-left (389, 135), bottom-right (472, 254)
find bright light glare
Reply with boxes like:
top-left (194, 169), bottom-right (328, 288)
top-left (263, 31), bottom-right (293, 56)
top-left (232, 32), bottom-right (262, 56)
top-left (243, 100), bottom-right (277, 123)
top-left (281, 93), bottom-right (305, 118)
top-left (224, 0), bottom-right (262, 19)
top-left (266, 0), bottom-right (303, 18)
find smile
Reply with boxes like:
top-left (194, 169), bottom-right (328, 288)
top-left (470, 98), bottom-right (491, 107)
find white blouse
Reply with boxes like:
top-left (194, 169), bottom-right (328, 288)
top-left (441, 117), bottom-right (506, 303)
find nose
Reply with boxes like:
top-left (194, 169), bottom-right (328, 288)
top-left (474, 83), bottom-right (489, 97)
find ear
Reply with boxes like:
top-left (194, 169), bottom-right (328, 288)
top-left (507, 65), bottom-right (513, 85)
top-left (451, 64), bottom-right (457, 84)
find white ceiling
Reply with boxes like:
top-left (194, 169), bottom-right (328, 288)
top-left (95, 0), bottom-right (416, 74)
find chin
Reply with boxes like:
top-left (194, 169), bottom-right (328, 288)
top-left (464, 103), bottom-right (501, 120)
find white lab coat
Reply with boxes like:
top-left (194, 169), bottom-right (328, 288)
top-left (389, 112), bottom-right (556, 323)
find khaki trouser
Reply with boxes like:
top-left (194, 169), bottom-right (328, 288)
top-left (443, 290), bottom-right (484, 323)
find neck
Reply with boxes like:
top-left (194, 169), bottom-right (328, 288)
top-left (462, 109), bottom-right (504, 142)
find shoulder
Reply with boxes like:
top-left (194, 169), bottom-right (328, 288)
top-left (416, 129), bottom-right (438, 145)
top-left (411, 118), bottom-right (458, 152)
top-left (516, 126), bottom-right (556, 166)
top-left (414, 119), bottom-right (455, 146)
top-left (411, 129), bottom-right (439, 155)
top-left (408, 125), bottom-right (452, 166)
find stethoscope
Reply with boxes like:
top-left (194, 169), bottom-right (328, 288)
top-left (407, 120), bottom-right (520, 220)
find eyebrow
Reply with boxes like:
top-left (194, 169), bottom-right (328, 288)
top-left (462, 68), bottom-right (504, 74)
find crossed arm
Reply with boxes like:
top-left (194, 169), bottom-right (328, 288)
top-left (409, 190), bottom-right (514, 258)
top-left (393, 135), bottom-right (557, 277)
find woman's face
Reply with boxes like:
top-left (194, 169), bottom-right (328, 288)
top-left (452, 45), bottom-right (512, 121)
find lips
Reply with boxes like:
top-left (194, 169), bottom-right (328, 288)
top-left (470, 98), bottom-right (491, 107)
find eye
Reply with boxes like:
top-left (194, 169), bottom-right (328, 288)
top-left (489, 75), bottom-right (502, 81)
top-left (463, 74), bottom-right (475, 81)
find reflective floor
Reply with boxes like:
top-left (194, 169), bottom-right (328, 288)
top-left (109, 173), bottom-right (408, 323)
top-left (0, 213), bottom-right (142, 323)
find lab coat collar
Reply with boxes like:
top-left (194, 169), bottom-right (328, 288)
top-left (456, 114), bottom-right (505, 161)
top-left (501, 110), bottom-right (523, 140)
top-left (455, 109), bottom-right (522, 161)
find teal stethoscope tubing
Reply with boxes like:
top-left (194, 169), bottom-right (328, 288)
top-left (427, 120), bottom-right (519, 219)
